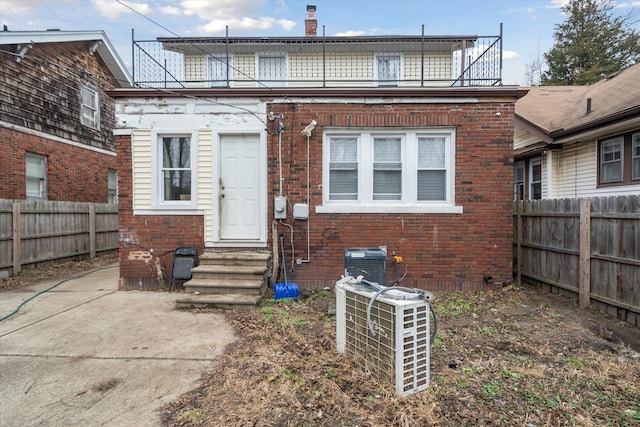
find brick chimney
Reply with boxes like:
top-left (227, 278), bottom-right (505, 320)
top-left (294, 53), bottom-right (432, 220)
top-left (305, 5), bottom-right (317, 37)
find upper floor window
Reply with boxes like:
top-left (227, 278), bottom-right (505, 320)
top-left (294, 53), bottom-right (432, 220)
top-left (321, 129), bottom-right (459, 213)
top-left (108, 169), bottom-right (117, 204)
top-left (208, 55), bottom-right (232, 87)
top-left (80, 84), bottom-right (100, 129)
top-left (26, 153), bottom-right (47, 199)
top-left (529, 157), bottom-right (542, 199)
top-left (160, 136), bottom-right (192, 203)
top-left (257, 53), bottom-right (286, 87)
top-left (375, 54), bottom-right (401, 86)
top-left (598, 131), bottom-right (639, 187)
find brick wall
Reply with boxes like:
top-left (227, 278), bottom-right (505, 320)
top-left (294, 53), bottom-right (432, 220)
top-left (0, 39), bottom-right (120, 202)
top-left (267, 101), bottom-right (515, 291)
top-left (115, 135), bottom-right (204, 290)
top-left (0, 127), bottom-right (117, 202)
top-left (116, 99), bottom-right (516, 292)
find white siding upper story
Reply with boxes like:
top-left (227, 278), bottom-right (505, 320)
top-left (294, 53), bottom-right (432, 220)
top-left (182, 50), bottom-right (454, 88)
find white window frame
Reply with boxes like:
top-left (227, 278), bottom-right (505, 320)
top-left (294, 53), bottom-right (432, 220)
top-left (208, 54), bottom-right (233, 87)
top-left (318, 128), bottom-right (461, 214)
top-left (80, 84), bottom-right (100, 129)
top-left (256, 52), bottom-right (287, 87)
top-left (529, 156), bottom-right (542, 200)
top-left (514, 160), bottom-right (525, 200)
top-left (108, 169), bottom-right (117, 204)
top-left (151, 131), bottom-right (197, 210)
top-left (26, 153), bottom-right (47, 199)
top-left (632, 133), bottom-right (640, 181)
top-left (600, 137), bottom-right (623, 184)
top-left (374, 53), bottom-right (402, 87)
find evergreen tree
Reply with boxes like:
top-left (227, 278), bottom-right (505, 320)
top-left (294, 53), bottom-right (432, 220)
top-left (542, 0), bottom-right (640, 85)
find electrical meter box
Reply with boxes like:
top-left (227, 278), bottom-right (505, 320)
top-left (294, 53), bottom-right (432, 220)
top-left (274, 196), bottom-right (287, 219)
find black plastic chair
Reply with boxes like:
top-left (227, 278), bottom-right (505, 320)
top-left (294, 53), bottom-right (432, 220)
top-left (169, 247), bottom-right (198, 292)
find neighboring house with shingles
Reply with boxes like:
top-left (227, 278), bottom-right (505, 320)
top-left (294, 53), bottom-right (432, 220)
top-left (109, 6), bottom-right (526, 306)
top-left (514, 63), bottom-right (640, 200)
top-left (0, 29), bottom-right (131, 203)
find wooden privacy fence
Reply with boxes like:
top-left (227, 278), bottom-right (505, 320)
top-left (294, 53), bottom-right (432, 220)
top-left (0, 199), bottom-right (118, 277)
top-left (514, 195), bottom-right (640, 327)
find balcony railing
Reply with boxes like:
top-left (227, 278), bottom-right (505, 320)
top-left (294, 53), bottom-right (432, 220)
top-left (131, 26), bottom-right (502, 89)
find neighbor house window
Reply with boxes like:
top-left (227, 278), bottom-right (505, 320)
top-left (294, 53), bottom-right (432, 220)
top-left (107, 169), bottom-right (117, 204)
top-left (26, 153), bottom-right (46, 199)
top-left (375, 54), bottom-right (401, 86)
top-left (80, 84), bottom-right (100, 129)
top-left (257, 53), bottom-right (286, 87)
top-left (529, 157), bottom-right (542, 200)
top-left (514, 160), bottom-right (525, 200)
top-left (600, 137), bottom-right (623, 184)
top-left (598, 131), bottom-right (640, 186)
top-left (208, 55), bottom-right (232, 87)
top-left (632, 133), bottom-right (640, 181)
top-left (321, 129), bottom-right (458, 213)
top-left (160, 136), bottom-right (192, 202)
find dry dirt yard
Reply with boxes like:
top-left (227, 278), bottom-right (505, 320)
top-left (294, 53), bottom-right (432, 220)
top-left (2, 258), bottom-right (639, 426)
top-left (163, 284), bottom-right (640, 427)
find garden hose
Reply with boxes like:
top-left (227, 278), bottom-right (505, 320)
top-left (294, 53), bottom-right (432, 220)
top-left (0, 265), bottom-right (118, 322)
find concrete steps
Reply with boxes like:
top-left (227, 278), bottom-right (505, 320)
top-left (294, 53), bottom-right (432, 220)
top-left (176, 250), bottom-right (271, 310)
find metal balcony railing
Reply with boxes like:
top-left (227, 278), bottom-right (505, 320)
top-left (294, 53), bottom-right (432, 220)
top-left (131, 26), bottom-right (502, 89)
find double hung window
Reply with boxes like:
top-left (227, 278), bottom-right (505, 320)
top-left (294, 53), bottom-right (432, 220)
top-left (375, 54), bottom-right (401, 86)
top-left (322, 129), bottom-right (457, 213)
top-left (529, 157), bottom-right (542, 200)
top-left (208, 55), bottom-right (232, 87)
top-left (26, 153), bottom-right (47, 199)
top-left (160, 136), bottom-right (192, 203)
top-left (598, 132), bottom-right (639, 187)
top-left (257, 53), bottom-right (286, 87)
top-left (80, 84), bottom-right (100, 129)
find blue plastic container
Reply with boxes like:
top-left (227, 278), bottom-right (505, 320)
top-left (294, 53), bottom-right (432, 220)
top-left (274, 282), bottom-right (299, 300)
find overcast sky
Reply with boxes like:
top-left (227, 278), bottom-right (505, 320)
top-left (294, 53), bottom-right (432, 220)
top-left (1, 0), bottom-right (639, 85)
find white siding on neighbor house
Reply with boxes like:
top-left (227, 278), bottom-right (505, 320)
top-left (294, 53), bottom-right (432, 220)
top-left (514, 126), bottom-right (539, 151)
top-left (132, 129), bottom-right (152, 211)
top-left (550, 141), bottom-right (638, 198)
top-left (554, 142), bottom-right (595, 198)
top-left (196, 129), bottom-right (214, 240)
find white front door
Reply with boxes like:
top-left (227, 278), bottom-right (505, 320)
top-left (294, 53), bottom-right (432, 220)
top-left (219, 134), bottom-right (261, 240)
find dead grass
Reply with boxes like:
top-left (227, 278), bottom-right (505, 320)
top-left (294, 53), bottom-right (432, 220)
top-left (162, 286), bottom-right (640, 427)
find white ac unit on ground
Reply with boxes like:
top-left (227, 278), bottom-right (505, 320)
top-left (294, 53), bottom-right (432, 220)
top-left (336, 280), bottom-right (430, 397)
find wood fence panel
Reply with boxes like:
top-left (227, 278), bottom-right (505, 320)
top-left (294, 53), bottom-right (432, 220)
top-left (0, 199), bottom-right (118, 276)
top-left (0, 200), bottom-right (12, 277)
top-left (515, 195), bottom-right (640, 326)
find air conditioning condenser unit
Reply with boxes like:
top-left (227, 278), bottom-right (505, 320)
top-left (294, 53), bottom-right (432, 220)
top-left (336, 280), bottom-right (430, 397)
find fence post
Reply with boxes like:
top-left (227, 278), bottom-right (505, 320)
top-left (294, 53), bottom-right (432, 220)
top-left (579, 199), bottom-right (591, 308)
top-left (12, 201), bottom-right (21, 275)
top-left (89, 203), bottom-right (96, 260)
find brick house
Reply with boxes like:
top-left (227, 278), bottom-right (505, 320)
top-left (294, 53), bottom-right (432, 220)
top-left (0, 30), bottom-right (131, 203)
top-left (110, 7), bottom-right (526, 305)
